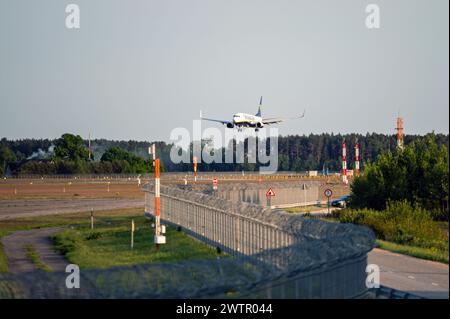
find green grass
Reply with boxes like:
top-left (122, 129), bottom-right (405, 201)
top-left (0, 240), bottom-right (7, 272)
top-left (0, 208), bottom-right (223, 272)
top-left (376, 240), bottom-right (449, 264)
top-left (0, 208), bottom-right (143, 273)
top-left (284, 204), bottom-right (328, 214)
top-left (24, 244), bottom-right (51, 271)
top-left (52, 218), bottom-right (222, 269)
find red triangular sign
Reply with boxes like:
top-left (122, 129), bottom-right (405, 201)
top-left (266, 187), bottom-right (276, 197)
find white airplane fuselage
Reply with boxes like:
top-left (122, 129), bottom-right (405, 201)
top-left (231, 113), bottom-right (263, 129)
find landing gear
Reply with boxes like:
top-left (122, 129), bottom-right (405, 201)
top-left (255, 128), bottom-right (259, 132)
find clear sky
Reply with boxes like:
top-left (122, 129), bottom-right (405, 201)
top-left (0, 0), bottom-right (448, 141)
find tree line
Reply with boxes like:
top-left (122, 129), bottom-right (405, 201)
top-left (0, 132), bottom-right (448, 175)
top-left (350, 135), bottom-right (449, 217)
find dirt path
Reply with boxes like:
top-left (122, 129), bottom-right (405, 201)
top-left (1, 227), bottom-right (68, 274)
top-left (0, 198), bottom-right (143, 220)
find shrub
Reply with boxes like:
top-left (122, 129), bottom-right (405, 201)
top-left (338, 201), bottom-right (448, 251)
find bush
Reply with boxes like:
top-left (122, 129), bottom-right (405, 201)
top-left (52, 232), bottom-right (78, 255)
top-left (85, 231), bottom-right (103, 241)
top-left (338, 201), bottom-right (448, 251)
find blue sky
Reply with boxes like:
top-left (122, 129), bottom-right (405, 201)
top-left (0, 0), bottom-right (448, 141)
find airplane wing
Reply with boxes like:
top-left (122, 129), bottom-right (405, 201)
top-left (199, 111), bottom-right (232, 126)
top-left (262, 110), bottom-right (306, 125)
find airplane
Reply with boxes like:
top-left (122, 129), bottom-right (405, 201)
top-left (200, 97), bottom-right (305, 132)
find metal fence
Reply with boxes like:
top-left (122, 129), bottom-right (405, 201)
top-left (143, 183), bottom-right (375, 298)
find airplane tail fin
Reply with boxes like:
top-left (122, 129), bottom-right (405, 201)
top-left (255, 96), bottom-right (262, 117)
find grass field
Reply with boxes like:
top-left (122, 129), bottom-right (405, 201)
top-left (53, 220), bottom-right (221, 269)
top-left (0, 208), bottom-right (222, 273)
top-left (376, 240), bottom-right (449, 264)
top-left (284, 204), bottom-right (329, 214)
top-left (0, 241), bottom-right (7, 272)
top-left (0, 208), bottom-right (141, 272)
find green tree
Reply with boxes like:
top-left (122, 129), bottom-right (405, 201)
top-left (101, 147), bottom-right (152, 173)
top-left (0, 146), bottom-right (17, 176)
top-left (350, 136), bottom-right (449, 215)
top-left (54, 134), bottom-right (89, 161)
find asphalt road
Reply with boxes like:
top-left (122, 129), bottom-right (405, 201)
top-left (368, 248), bottom-right (449, 299)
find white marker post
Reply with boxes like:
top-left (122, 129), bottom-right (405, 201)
top-left (302, 183), bottom-right (307, 207)
top-left (90, 208), bottom-right (94, 230)
top-left (131, 219), bottom-right (135, 249)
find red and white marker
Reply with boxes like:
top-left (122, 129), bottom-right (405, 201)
top-left (150, 144), bottom-right (165, 247)
top-left (342, 141), bottom-right (348, 184)
top-left (355, 142), bottom-right (360, 176)
top-left (193, 156), bottom-right (198, 182)
top-left (266, 187), bottom-right (276, 197)
top-left (212, 177), bottom-right (218, 191)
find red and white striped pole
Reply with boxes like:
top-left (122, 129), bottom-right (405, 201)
top-left (355, 142), bottom-right (360, 176)
top-left (155, 158), bottom-right (161, 243)
top-left (149, 143), bottom-right (165, 250)
top-left (193, 156), bottom-right (198, 182)
top-left (342, 141), bottom-right (348, 184)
